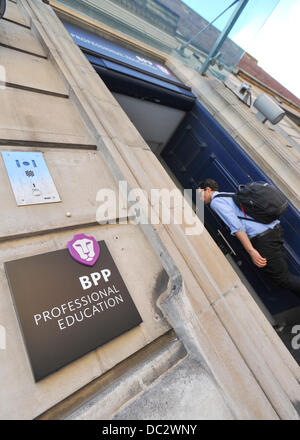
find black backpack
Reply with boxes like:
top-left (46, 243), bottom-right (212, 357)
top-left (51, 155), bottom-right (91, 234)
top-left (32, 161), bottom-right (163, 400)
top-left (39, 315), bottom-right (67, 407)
top-left (213, 181), bottom-right (288, 224)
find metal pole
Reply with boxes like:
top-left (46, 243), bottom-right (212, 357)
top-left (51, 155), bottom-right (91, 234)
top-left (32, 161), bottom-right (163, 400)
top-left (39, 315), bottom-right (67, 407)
top-left (199, 0), bottom-right (249, 75)
top-left (179, 0), bottom-right (239, 52)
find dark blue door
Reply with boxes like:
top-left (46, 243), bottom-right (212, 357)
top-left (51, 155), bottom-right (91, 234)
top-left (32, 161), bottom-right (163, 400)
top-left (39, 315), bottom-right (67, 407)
top-left (162, 101), bottom-right (300, 323)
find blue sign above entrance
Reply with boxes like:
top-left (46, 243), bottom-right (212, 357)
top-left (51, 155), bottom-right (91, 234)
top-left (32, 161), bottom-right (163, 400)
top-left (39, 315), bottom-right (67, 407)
top-left (63, 20), bottom-right (181, 84)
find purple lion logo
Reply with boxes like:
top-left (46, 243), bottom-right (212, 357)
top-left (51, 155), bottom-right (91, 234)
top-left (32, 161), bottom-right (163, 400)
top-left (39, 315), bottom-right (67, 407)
top-left (68, 233), bottom-right (100, 266)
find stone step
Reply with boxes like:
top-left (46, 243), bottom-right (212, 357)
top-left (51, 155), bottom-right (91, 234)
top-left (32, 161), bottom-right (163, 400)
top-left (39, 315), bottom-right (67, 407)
top-left (37, 331), bottom-right (186, 419)
top-left (113, 357), bottom-right (234, 420)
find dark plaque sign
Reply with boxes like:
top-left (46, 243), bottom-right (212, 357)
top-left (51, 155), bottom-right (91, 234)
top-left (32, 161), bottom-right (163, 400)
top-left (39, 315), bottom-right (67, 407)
top-left (4, 238), bottom-right (142, 381)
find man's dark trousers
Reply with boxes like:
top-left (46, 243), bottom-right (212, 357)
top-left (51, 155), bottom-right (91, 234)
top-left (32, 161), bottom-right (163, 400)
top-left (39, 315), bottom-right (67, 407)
top-left (251, 224), bottom-right (300, 298)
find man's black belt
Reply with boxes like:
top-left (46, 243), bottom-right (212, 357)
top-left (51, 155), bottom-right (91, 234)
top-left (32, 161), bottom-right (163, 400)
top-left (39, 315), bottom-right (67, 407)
top-left (252, 223), bottom-right (280, 240)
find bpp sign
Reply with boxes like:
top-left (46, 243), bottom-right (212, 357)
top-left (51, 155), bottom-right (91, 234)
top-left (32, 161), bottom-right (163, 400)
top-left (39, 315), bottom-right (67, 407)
top-left (5, 236), bottom-right (142, 381)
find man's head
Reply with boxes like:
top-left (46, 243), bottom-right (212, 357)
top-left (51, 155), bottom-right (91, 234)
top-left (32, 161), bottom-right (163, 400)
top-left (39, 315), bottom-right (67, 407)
top-left (198, 179), bottom-right (219, 204)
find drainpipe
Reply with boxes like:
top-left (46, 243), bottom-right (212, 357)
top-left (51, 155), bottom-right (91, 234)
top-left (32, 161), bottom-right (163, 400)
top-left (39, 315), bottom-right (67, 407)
top-left (200, 0), bottom-right (249, 75)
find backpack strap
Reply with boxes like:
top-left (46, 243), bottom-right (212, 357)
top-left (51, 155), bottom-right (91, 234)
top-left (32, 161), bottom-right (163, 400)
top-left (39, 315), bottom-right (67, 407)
top-left (212, 193), bottom-right (235, 199)
top-left (211, 193), bottom-right (259, 223)
top-left (237, 217), bottom-right (260, 223)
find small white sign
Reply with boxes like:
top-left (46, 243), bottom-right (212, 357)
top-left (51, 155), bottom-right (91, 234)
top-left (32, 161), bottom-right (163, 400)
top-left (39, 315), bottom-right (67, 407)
top-left (2, 151), bottom-right (61, 206)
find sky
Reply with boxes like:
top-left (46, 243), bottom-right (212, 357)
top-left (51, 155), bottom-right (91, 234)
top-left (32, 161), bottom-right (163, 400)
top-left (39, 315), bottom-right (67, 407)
top-left (181, 0), bottom-right (300, 99)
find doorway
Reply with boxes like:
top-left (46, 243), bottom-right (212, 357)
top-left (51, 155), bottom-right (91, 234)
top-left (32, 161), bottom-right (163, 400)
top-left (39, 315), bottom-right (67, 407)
top-left (64, 17), bottom-right (300, 363)
top-left (110, 85), bottom-right (300, 364)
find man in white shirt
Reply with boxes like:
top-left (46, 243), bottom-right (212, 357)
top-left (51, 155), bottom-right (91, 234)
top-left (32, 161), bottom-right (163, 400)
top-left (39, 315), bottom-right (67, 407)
top-left (198, 178), bottom-right (300, 299)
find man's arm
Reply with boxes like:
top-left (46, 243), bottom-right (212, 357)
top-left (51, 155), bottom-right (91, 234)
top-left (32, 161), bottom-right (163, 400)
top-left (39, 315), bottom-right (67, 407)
top-left (210, 197), bottom-right (267, 268)
top-left (235, 231), bottom-right (267, 268)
